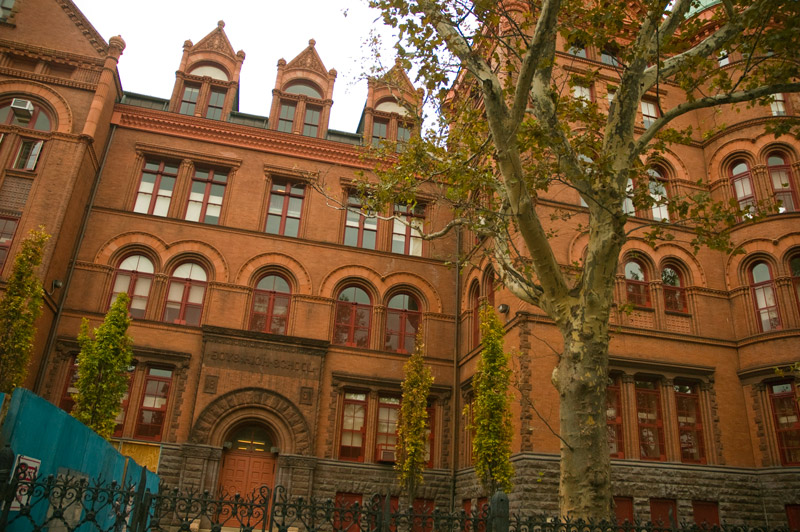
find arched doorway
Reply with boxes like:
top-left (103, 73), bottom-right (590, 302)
top-left (218, 424), bottom-right (277, 497)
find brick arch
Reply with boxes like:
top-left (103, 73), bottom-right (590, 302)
top-left (382, 271), bottom-right (443, 313)
top-left (189, 387), bottom-right (312, 455)
top-left (94, 232), bottom-right (169, 270)
top-left (0, 80), bottom-right (73, 133)
top-left (645, 148), bottom-right (689, 183)
top-left (758, 140), bottom-right (799, 162)
top-left (319, 264), bottom-right (384, 300)
top-left (620, 242), bottom-right (657, 279)
top-left (236, 253), bottom-right (312, 294)
top-left (727, 231), bottom-right (800, 286)
top-left (161, 240), bottom-right (228, 282)
top-left (652, 241), bottom-right (707, 287)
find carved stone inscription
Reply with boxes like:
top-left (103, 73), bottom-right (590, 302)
top-left (204, 338), bottom-right (321, 379)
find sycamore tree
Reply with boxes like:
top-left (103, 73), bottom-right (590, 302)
top-left (72, 292), bottom-right (133, 439)
top-left (0, 228), bottom-right (50, 394)
top-left (366, 0), bottom-right (800, 519)
top-left (396, 333), bottom-right (434, 504)
top-left (470, 305), bottom-right (514, 495)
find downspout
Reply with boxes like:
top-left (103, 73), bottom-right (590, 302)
top-left (449, 226), bottom-right (462, 511)
top-left (34, 123), bottom-right (117, 393)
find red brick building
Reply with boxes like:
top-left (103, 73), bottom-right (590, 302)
top-left (0, 0), bottom-right (798, 527)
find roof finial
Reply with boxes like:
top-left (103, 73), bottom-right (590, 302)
top-left (218, 20), bottom-right (225, 29)
top-left (309, 39), bottom-right (316, 47)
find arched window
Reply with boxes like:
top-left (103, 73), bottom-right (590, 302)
top-left (483, 268), bottom-right (496, 308)
top-left (0, 99), bottom-right (52, 172)
top-left (385, 293), bottom-right (421, 354)
top-left (730, 160), bottom-right (755, 213)
top-left (767, 154), bottom-right (796, 213)
top-left (648, 168), bottom-right (669, 221)
top-left (791, 255), bottom-right (800, 308)
top-left (625, 260), bottom-right (650, 307)
top-left (750, 262), bottom-right (781, 332)
top-left (469, 281), bottom-right (481, 348)
top-left (661, 266), bottom-right (686, 312)
top-left (250, 274), bottom-right (291, 335)
top-left (110, 255), bottom-right (154, 319)
top-left (334, 286), bottom-right (372, 347)
top-left (163, 262), bottom-right (207, 326)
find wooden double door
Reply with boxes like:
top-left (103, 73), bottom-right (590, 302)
top-left (217, 425), bottom-right (276, 497)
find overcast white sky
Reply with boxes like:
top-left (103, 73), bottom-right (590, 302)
top-left (73, 0), bottom-right (398, 133)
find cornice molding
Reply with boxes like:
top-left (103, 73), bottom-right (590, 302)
top-left (114, 105), bottom-right (380, 170)
top-left (134, 141), bottom-right (243, 168)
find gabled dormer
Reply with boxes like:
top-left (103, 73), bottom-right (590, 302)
top-left (168, 21), bottom-right (245, 121)
top-left (268, 39), bottom-right (336, 139)
top-left (358, 59), bottom-right (423, 150)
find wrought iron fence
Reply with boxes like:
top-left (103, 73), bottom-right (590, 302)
top-left (0, 463), bottom-right (793, 532)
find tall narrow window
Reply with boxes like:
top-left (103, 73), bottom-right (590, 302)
top-left (385, 293), bottom-right (421, 354)
top-left (622, 178), bottom-right (635, 215)
top-left (662, 266), bottom-right (686, 312)
top-left (641, 100), bottom-right (658, 128)
top-left (397, 124), bottom-right (411, 153)
top-left (607, 376), bottom-right (624, 458)
top-left (636, 379), bottom-right (665, 460)
top-left (648, 168), bottom-right (669, 221)
top-left (750, 262), bottom-right (780, 332)
top-left (303, 106), bottom-right (321, 137)
top-left (343, 194), bottom-right (377, 249)
top-left (730, 160), bottom-right (755, 214)
top-left (469, 282), bottom-right (481, 349)
top-left (571, 85), bottom-right (592, 105)
top-left (179, 84), bottom-right (200, 115)
top-left (277, 102), bottom-right (296, 133)
top-left (249, 274), bottom-right (291, 335)
top-left (12, 139), bottom-right (43, 170)
top-left (334, 286), bottom-right (372, 347)
top-left (674, 383), bottom-right (705, 463)
top-left (771, 93), bottom-right (787, 116)
top-left (768, 381), bottom-right (800, 466)
top-left (340, 392), bottom-right (367, 461)
top-left (265, 180), bottom-right (304, 237)
top-left (205, 88), bottom-right (226, 120)
top-left (0, 216), bottom-right (18, 272)
top-left (110, 255), bottom-right (154, 319)
top-left (185, 167), bottom-right (227, 224)
top-left (625, 261), bottom-right (650, 307)
top-left (791, 256), bottom-right (800, 309)
top-left (163, 262), bottom-right (207, 326)
top-left (372, 119), bottom-right (388, 147)
top-left (133, 160), bottom-right (178, 217)
top-left (59, 356), bottom-right (79, 413)
top-left (134, 367), bottom-right (172, 441)
top-left (392, 204), bottom-right (424, 256)
top-left (376, 396), bottom-right (400, 462)
top-left (767, 154), bottom-right (796, 213)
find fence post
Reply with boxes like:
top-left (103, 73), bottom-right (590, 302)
top-left (129, 467), bottom-right (149, 532)
top-left (0, 444), bottom-right (16, 530)
top-left (379, 494), bottom-right (392, 532)
top-left (489, 491), bottom-right (509, 532)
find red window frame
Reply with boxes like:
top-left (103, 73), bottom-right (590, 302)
top-left (277, 101), bottom-right (296, 133)
top-left (134, 367), bottom-right (172, 441)
top-left (339, 392), bottom-right (367, 462)
top-left (392, 204), bottom-right (424, 256)
top-left (650, 498), bottom-right (677, 528)
top-left (692, 501), bottom-right (720, 529)
top-left (375, 395), bottom-right (400, 462)
top-left (607, 376), bottom-right (624, 458)
top-left (385, 293), bottom-right (421, 354)
top-left (767, 154), bottom-right (796, 213)
top-left (12, 138), bottom-right (43, 171)
top-left (614, 497), bottom-right (634, 525)
top-left (110, 255), bottom-right (155, 319)
top-left (163, 262), bottom-right (207, 326)
top-left (674, 383), bottom-right (706, 463)
top-left (625, 261), bottom-right (651, 307)
top-left (0, 216), bottom-right (19, 273)
top-left (636, 380), bottom-right (665, 461)
top-left (249, 274), bottom-right (291, 335)
top-left (133, 160), bottom-right (178, 217)
top-left (205, 88), bottom-right (226, 120)
top-left (750, 262), bottom-right (781, 332)
top-left (185, 167), bottom-right (227, 225)
top-left (768, 381), bottom-right (800, 466)
top-left (265, 180), bottom-right (304, 237)
top-left (179, 83), bottom-right (200, 115)
top-left (425, 405), bottom-right (435, 468)
top-left (662, 266), bottom-right (687, 313)
top-left (648, 168), bottom-right (670, 221)
top-left (469, 282), bottom-right (481, 349)
top-left (303, 105), bottom-right (321, 137)
top-left (343, 194), bottom-right (377, 249)
top-left (791, 256), bottom-right (800, 311)
top-left (333, 286), bottom-right (372, 347)
top-left (730, 160), bottom-right (756, 213)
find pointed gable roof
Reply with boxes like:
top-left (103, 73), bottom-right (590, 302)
top-left (284, 39), bottom-right (329, 78)
top-left (190, 20), bottom-right (237, 60)
top-left (379, 60), bottom-right (417, 96)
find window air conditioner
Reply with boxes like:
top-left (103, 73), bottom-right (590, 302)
top-left (10, 98), bottom-right (34, 122)
top-left (379, 449), bottom-right (396, 463)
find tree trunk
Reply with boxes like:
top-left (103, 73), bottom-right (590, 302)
top-left (555, 312), bottom-right (613, 520)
